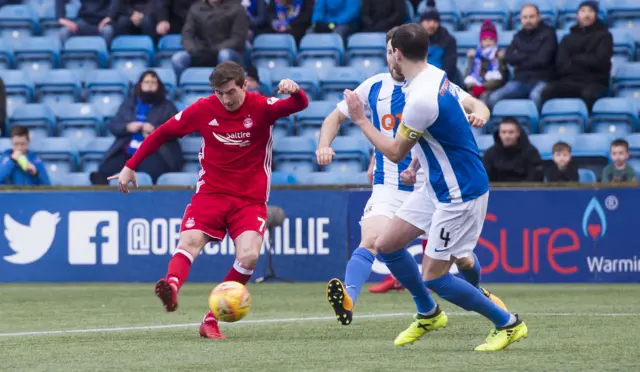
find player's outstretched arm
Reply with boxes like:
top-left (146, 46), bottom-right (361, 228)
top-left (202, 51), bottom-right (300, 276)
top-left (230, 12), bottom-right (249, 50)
top-left (264, 79), bottom-right (309, 122)
top-left (462, 95), bottom-right (490, 128)
top-left (316, 108), bottom-right (347, 165)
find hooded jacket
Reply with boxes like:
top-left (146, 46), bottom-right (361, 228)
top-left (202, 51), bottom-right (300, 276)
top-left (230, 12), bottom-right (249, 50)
top-left (428, 26), bottom-right (457, 80)
top-left (0, 151), bottom-right (51, 186)
top-left (483, 127), bottom-right (544, 182)
top-left (504, 22), bottom-right (557, 83)
top-left (182, 0), bottom-right (249, 54)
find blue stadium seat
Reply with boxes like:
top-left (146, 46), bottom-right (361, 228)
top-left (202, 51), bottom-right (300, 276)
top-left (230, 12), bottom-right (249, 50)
top-left (179, 137), bottom-right (203, 172)
top-left (323, 136), bottom-right (370, 174)
top-left (256, 67), bottom-right (272, 96)
top-left (180, 68), bottom-right (213, 103)
top-left (590, 97), bottom-right (639, 135)
top-left (85, 69), bottom-right (128, 120)
top-left (0, 5), bottom-right (39, 40)
top-left (295, 101), bottom-right (335, 137)
top-left (38, 0), bottom-right (79, 37)
top-left (110, 35), bottom-right (155, 70)
top-left (497, 30), bottom-right (516, 49)
top-left (529, 133), bottom-right (577, 158)
top-left (108, 172), bottom-right (153, 186)
top-left (30, 137), bottom-right (78, 175)
top-left (273, 136), bottom-right (316, 174)
top-left (578, 168), bottom-right (597, 183)
top-left (156, 172), bottom-right (198, 186)
top-left (151, 67), bottom-right (177, 99)
top-left (320, 67), bottom-right (366, 102)
top-left (62, 36), bottom-right (108, 70)
top-left (573, 133), bottom-right (612, 157)
top-left (607, 0), bottom-right (640, 28)
top-left (297, 172), bottom-right (344, 185)
top-left (270, 67), bottom-right (320, 99)
top-left (53, 172), bottom-right (92, 186)
top-left (491, 99), bottom-right (539, 133)
top-left (271, 171), bottom-right (297, 185)
top-left (559, 0), bottom-right (607, 28)
top-left (0, 138), bottom-right (10, 151)
top-left (298, 34), bottom-right (345, 76)
top-left (7, 103), bottom-right (55, 139)
top-left (0, 69), bottom-right (34, 105)
top-left (461, 0), bottom-right (510, 30)
top-left (417, 0), bottom-right (461, 30)
top-left (0, 38), bottom-right (14, 68)
top-left (34, 69), bottom-right (81, 105)
top-left (251, 34), bottom-right (297, 69)
top-left (474, 134), bottom-right (494, 155)
top-left (14, 37), bottom-right (61, 79)
top-left (626, 133), bottom-right (640, 156)
top-left (346, 33), bottom-right (386, 78)
top-left (155, 34), bottom-right (182, 68)
top-left (613, 62), bottom-right (640, 109)
top-left (540, 98), bottom-right (589, 135)
top-left (556, 29), bottom-right (569, 43)
top-left (512, 0), bottom-right (557, 28)
top-left (51, 103), bottom-right (103, 146)
top-left (610, 28), bottom-right (635, 62)
top-left (79, 137), bottom-right (113, 172)
top-left (343, 171), bottom-right (370, 185)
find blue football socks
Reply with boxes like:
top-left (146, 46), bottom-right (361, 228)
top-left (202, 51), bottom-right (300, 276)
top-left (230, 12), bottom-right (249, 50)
top-left (344, 247), bottom-right (375, 304)
top-left (379, 249), bottom-right (437, 315)
top-left (458, 253), bottom-right (482, 289)
top-left (426, 273), bottom-right (512, 327)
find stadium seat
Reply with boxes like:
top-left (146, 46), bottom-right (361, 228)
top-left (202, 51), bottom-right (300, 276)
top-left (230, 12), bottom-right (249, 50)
top-left (34, 69), bottom-right (81, 105)
top-left (179, 67), bottom-right (213, 103)
top-left (297, 172), bottom-right (344, 185)
top-left (79, 137), bottom-right (113, 172)
top-left (578, 168), bottom-right (597, 183)
top-left (273, 136), bottom-right (316, 174)
top-left (474, 134), bottom-right (494, 155)
top-left (613, 62), bottom-right (640, 109)
top-left (110, 35), bottom-right (155, 71)
top-left (0, 38), bottom-right (14, 68)
top-left (179, 137), bottom-right (203, 172)
top-left (298, 34), bottom-right (345, 77)
top-left (38, 1), bottom-right (79, 37)
top-left (342, 171), bottom-right (370, 185)
top-left (155, 34), bottom-right (182, 68)
top-left (256, 67), bottom-right (272, 96)
top-left (0, 69), bottom-right (34, 105)
top-left (14, 37), bottom-right (61, 79)
top-left (556, 29), bottom-right (569, 43)
top-left (51, 172), bottom-right (91, 186)
top-left (461, 0), bottom-right (510, 30)
top-left (346, 33), bottom-right (387, 78)
top-left (0, 138), bottom-right (10, 151)
top-left (323, 136), bottom-right (370, 173)
top-left (529, 133), bottom-right (577, 158)
top-left (62, 36), bottom-right (108, 70)
top-left (540, 99), bottom-right (589, 135)
top-left (512, 0), bottom-right (557, 28)
top-left (590, 97), bottom-right (639, 135)
top-left (270, 67), bottom-right (320, 100)
top-left (496, 30), bottom-right (516, 49)
top-left (610, 28), bottom-right (635, 62)
top-left (0, 5), bottom-right (39, 40)
top-left (626, 133), bottom-right (640, 156)
top-left (271, 171), bottom-right (297, 185)
top-left (151, 67), bottom-right (177, 99)
top-left (30, 137), bottom-right (78, 175)
top-left (51, 103), bottom-right (103, 147)
top-left (491, 99), bottom-right (539, 133)
top-left (251, 34), bottom-right (297, 69)
top-left (156, 172), bottom-right (198, 186)
top-left (7, 103), bottom-right (55, 139)
top-left (572, 133), bottom-right (613, 177)
top-left (607, 0), bottom-right (640, 28)
top-left (108, 172), bottom-right (153, 186)
top-left (85, 69), bottom-right (129, 120)
top-left (295, 101), bottom-right (335, 137)
top-left (320, 67), bottom-right (366, 102)
top-left (417, 0), bottom-right (461, 30)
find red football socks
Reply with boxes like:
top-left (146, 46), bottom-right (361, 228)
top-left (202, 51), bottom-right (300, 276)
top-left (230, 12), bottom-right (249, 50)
top-left (167, 248), bottom-right (194, 290)
top-left (223, 260), bottom-right (255, 285)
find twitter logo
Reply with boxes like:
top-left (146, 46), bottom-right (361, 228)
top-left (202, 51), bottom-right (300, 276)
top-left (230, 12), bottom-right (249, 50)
top-left (3, 211), bottom-right (60, 264)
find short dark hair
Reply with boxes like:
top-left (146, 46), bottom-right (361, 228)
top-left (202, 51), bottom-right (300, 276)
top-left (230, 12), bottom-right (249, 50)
top-left (390, 23), bottom-right (429, 62)
top-left (9, 125), bottom-right (29, 138)
top-left (386, 26), bottom-right (399, 44)
top-left (552, 141), bottom-right (572, 154)
top-left (499, 116), bottom-right (520, 126)
top-left (209, 61), bottom-right (246, 88)
top-left (135, 70), bottom-right (166, 101)
top-left (611, 138), bottom-right (629, 152)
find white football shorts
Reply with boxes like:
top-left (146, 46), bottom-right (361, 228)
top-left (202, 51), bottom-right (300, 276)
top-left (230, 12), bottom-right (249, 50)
top-left (361, 185), bottom-right (413, 221)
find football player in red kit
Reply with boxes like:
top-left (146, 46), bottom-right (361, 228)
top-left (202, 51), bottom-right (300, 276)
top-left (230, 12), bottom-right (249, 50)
top-left (109, 61), bottom-right (309, 339)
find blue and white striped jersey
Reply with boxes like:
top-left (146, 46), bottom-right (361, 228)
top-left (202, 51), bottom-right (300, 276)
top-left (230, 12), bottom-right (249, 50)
top-left (337, 73), bottom-right (425, 191)
top-left (401, 65), bottom-right (489, 204)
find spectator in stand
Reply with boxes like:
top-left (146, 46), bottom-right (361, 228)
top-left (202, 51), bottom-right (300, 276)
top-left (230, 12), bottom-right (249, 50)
top-left (464, 20), bottom-right (508, 101)
top-left (245, 65), bottom-right (264, 94)
top-left (267, 0), bottom-right (314, 45)
top-left (311, 0), bottom-right (360, 39)
top-left (113, 0), bottom-right (156, 38)
top-left (602, 139), bottom-right (636, 182)
top-left (360, 0), bottom-right (405, 33)
top-left (487, 4), bottom-right (557, 109)
top-left (172, 0), bottom-right (249, 75)
top-left (541, 1), bottom-right (612, 111)
top-left (242, 0), bottom-right (268, 36)
top-left (90, 71), bottom-right (183, 185)
top-left (546, 141), bottom-right (579, 182)
top-left (153, 0), bottom-right (198, 37)
top-left (0, 126), bottom-right (51, 186)
top-left (56, 0), bottom-right (116, 44)
top-left (483, 117), bottom-right (544, 182)
top-left (420, 1), bottom-right (458, 84)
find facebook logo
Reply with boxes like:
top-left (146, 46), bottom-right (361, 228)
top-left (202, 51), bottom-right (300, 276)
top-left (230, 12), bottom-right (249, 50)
top-left (68, 212), bottom-right (119, 265)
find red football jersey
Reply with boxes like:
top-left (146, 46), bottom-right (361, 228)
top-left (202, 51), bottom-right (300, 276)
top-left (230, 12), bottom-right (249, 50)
top-left (126, 90), bottom-right (309, 203)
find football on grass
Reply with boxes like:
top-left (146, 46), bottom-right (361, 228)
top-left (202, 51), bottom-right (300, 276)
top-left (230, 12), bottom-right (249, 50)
top-left (208, 281), bottom-right (252, 322)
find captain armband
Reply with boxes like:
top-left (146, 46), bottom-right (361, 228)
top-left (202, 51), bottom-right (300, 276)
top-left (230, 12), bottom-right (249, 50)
top-left (397, 122), bottom-right (423, 141)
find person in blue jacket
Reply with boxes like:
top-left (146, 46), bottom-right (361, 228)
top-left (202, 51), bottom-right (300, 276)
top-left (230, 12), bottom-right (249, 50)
top-left (0, 126), bottom-right (51, 186)
top-left (311, 0), bottom-right (360, 39)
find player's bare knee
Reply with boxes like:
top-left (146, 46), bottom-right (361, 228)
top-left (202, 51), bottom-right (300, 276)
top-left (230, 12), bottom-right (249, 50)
top-left (455, 256), bottom-right (474, 270)
top-left (359, 232), bottom-right (378, 252)
top-left (179, 231), bottom-right (207, 257)
top-left (235, 232), bottom-right (262, 267)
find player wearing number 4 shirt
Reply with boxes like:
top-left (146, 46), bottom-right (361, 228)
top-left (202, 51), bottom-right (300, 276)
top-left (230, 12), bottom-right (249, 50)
top-left (110, 62), bottom-right (309, 340)
top-left (344, 24), bottom-right (528, 351)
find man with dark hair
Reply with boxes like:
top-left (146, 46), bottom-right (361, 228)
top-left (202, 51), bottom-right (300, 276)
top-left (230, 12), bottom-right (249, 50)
top-left (419, 1), bottom-right (458, 83)
top-left (344, 22), bottom-right (527, 351)
top-left (602, 139), bottom-right (636, 182)
top-left (109, 61), bottom-right (309, 340)
top-left (0, 126), bottom-right (51, 186)
top-left (483, 117), bottom-right (544, 182)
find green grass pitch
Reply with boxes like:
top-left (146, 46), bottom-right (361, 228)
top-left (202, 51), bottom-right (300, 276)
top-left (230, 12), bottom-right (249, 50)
top-left (2, 283), bottom-right (639, 371)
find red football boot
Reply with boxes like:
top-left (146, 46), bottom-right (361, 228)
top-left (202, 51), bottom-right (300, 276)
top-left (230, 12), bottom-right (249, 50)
top-left (369, 274), bottom-right (405, 293)
top-left (155, 278), bottom-right (178, 312)
top-left (199, 312), bottom-right (226, 339)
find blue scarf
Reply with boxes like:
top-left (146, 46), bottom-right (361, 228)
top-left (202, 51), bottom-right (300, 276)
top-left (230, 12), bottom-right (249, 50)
top-left (272, 0), bottom-right (303, 29)
top-left (127, 99), bottom-right (152, 156)
top-left (467, 45), bottom-right (502, 85)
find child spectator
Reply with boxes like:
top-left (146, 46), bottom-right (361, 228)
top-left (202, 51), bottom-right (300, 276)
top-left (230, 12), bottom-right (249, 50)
top-left (464, 20), bottom-right (508, 101)
top-left (602, 139), bottom-right (636, 182)
top-left (0, 126), bottom-right (51, 186)
top-left (546, 141), bottom-right (579, 182)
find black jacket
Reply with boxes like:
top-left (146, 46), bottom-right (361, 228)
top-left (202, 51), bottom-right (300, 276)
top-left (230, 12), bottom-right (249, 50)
top-left (360, 0), bottom-right (405, 33)
top-left (182, 0), bottom-right (249, 55)
top-left (555, 19), bottom-right (613, 87)
top-left (268, 0), bottom-right (314, 31)
top-left (546, 162), bottom-right (579, 182)
top-left (113, 0), bottom-right (156, 16)
top-left (483, 129), bottom-right (544, 183)
top-left (56, 0), bottom-right (119, 24)
top-left (104, 96), bottom-right (183, 172)
top-left (428, 27), bottom-right (457, 81)
top-left (504, 22), bottom-right (557, 83)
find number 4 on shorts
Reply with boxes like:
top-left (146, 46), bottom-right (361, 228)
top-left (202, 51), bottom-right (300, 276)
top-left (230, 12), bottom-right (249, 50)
top-left (439, 228), bottom-right (450, 248)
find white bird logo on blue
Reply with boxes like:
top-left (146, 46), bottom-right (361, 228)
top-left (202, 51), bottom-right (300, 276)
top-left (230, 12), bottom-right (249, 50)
top-left (3, 211), bottom-right (60, 264)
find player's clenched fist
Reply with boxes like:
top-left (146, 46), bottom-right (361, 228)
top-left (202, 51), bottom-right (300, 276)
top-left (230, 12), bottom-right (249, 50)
top-left (467, 113), bottom-right (487, 128)
top-left (316, 147), bottom-right (336, 165)
top-left (277, 79), bottom-right (300, 94)
top-left (344, 90), bottom-right (366, 125)
top-left (399, 167), bottom-right (417, 186)
top-left (107, 166), bottom-right (138, 194)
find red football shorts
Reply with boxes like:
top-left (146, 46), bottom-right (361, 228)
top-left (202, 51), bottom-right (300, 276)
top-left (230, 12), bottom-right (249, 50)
top-left (180, 193), bottom-right (268, 241)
